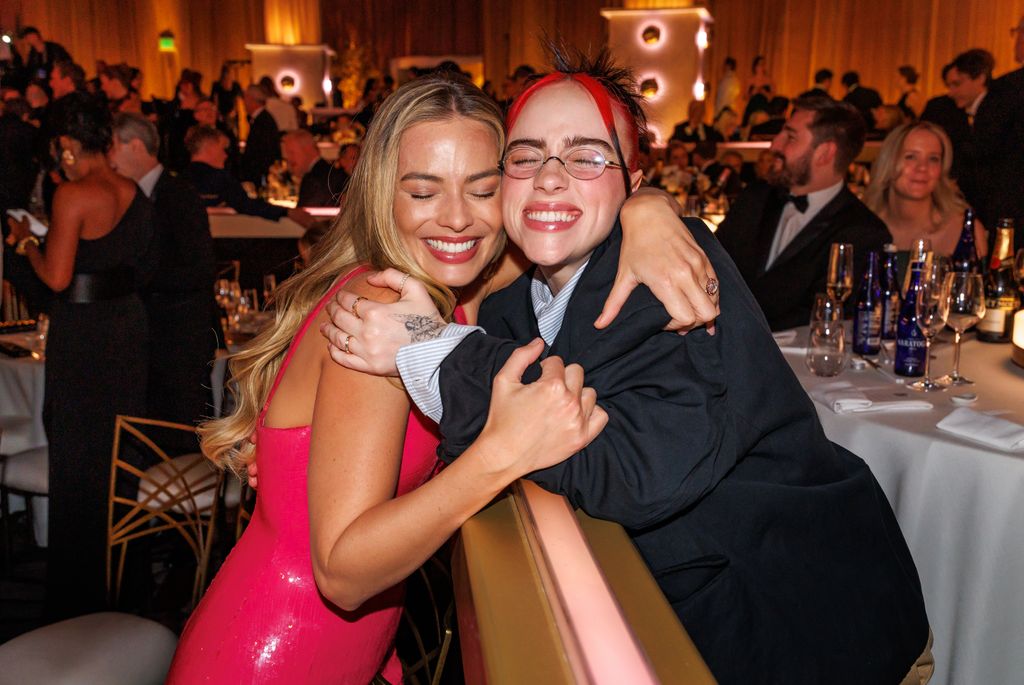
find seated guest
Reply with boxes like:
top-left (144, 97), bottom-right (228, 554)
top-left (712, 106), bottom-right (740, 141)
top-left (747, 95), bottom-right (789, 139)
top-left (184, 125), bottom-right (311, 226)
top-left (648, 139), bottom-right (693, 195)
top-left (841, 71), bottom-right (883, 129)
top-left (671, 99), bottom-right (724, 144)
top-left (799, 68), bottom-right (833, 99)
top-left (110, 113), bottom-right (217, 429)
top-left (696, 142), bottom-right (743, 198)
top-left (238, 84), bottom-right (280, 184)
top-left (258, 76), bottom-right (299, 132)
top-left (750, 148), bottom-right (775, 184)
top-left (716, 96), bottom-right (891, 330)
top-left (868, 104), bottom-right (907, 140)
top-left (333, 141), bottom-right (360, 190)
top-left (193, 96), bottom-right (238, 172)
top-left (281, 129), bottom-right (341, 207)
top-left (864, 121), bottom-right (987, 257)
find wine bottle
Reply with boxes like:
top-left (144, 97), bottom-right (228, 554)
top-left (951, 208), bottom-right (980, 273)
top-left (977, 221), bottom-right (1020, 343)
top-left (894, 257), bottom-right (927, 376)
top-left (854, 251), bottom-right (883, 354)
top-left (880, 244), bottom-right (902, 340)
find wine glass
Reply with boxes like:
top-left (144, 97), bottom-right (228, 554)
top-left (826, 243), bottom-right (855, 308)
top-left (937, 272), bottom-right (985, 386)
top-left (263, 274), bottom-right (278, 306)
top-left (809, 292), bottom-right (842, 326)
top-left (214, 278), bottom-right (231, 311)
top-left (910, 257), bottom-right (949, 392)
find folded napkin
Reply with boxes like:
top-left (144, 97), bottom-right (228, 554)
top-left (772, 329), bottom-right (805, 354)
top-left (810, 381), bottom-right (933, 414)
top-left (936, 407), bottom-right (1024, 453)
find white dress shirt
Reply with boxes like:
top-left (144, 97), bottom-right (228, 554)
top-left (395, 262), bottom-right (590, 422)
top-left (765, 180), bottom-right (844, 269)
top-left (137, 163), bottom-right (164, 199)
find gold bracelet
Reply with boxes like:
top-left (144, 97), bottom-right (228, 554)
top-left (15, 235), bottom-right (40, 256)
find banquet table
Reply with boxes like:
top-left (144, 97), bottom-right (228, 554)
top-left (782, 329), bottom-right (1024, 685)
top-left (0, 331), bottom-right (48, 545)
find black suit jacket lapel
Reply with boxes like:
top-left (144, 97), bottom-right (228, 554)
top-left (755, 190), bottom-right (787, 276)
top-left (768, 187), bottom-right (854, 270)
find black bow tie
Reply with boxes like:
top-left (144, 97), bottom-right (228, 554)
top-left (785, 193), bottom-right (809, 212)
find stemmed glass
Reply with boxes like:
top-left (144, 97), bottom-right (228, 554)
top-left (826, 243), bottom-right (855, 309)
top-left (910, 257), bottom-right (950, 392)
top-left (263, 274), bottom-right (278, 307)
top-left (937, 272), bottom-right (985, 386)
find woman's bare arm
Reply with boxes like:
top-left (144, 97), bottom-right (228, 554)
top-left (11, 185), bottom-right (84, 291)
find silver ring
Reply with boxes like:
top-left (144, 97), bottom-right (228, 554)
top-left (398, 272), bottom-right (410, 294)
top-left (351, 296), bottom-right (366, 319)
top-left (343, 334), bottom-right (353, 354)
top-left (705, 277), bottom-right (719, 297)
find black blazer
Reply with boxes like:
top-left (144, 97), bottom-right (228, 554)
top-left (842, 86), bottom-right (883, 128)
top-left (297, 158), bottom-right (342, 207)
top-left (670, 122), bottom-right (724, 144)
top-left (183, 161), bottom-right (286, 222)
top-left (715, 181), bottom-right (891, 330)
top-left (238, 109), bottom-right (280, 184)
top-left (436, 220), bottom-right (928, 684)
top-left (147, 169), bottom-right (215, 294)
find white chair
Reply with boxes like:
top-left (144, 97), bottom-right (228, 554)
top-left (0, 444), bottom-right (48, 567)
top-left (0, 612), bottom-right (177, 685)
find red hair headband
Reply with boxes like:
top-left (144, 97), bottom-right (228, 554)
top-left (505, 72), bottom-right (637, 195)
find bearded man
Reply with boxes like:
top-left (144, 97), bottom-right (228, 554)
top-left (716, 96), bottom-right (890, 330)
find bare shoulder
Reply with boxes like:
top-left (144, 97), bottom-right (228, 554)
top-left (340, 269), bottom-right (402, 305)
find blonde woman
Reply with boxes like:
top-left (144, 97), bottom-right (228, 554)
top-left (864, 121), bottom-right (987, 256)
top-left (166, 72), bottom-right (716, 684)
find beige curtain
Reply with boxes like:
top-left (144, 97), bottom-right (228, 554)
top-left (264, 0), bottom-right (321, 45)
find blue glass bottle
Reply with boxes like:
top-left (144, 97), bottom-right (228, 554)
top-left (854, 251), bottom-right (882, 354)
top-left (894, 259), bottom-right (926, 376)
top-left (951, 208), bottom-right (980, 273)
top-left (880, 244), bottom-right (901, 340)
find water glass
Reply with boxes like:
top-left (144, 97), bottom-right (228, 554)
top-left (806, 320), bottom-right (846, 377)
top-left (263, 274), bottom-right (278, 306)
top-left (809, 292), bottom-right (842, 326)
top-left (826, 243), bottom-right (854, 306)
top-left (31, 313), bottom-right (49, 360)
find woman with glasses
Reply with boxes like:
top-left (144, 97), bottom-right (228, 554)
top-left (325, 47), bottom-right (933, 684)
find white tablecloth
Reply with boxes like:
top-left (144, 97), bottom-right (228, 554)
top-left (784, 330), bottom-right (1024, 685)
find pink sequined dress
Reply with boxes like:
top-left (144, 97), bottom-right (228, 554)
top-left (166, 267), bottom-right (444, 684)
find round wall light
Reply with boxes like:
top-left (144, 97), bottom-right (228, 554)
top-left (641, 25), bottom-right (661, 45)
top-left (279, 74), bottom-right (297, 92)
top-left (640, 78), bottom-right (660, 99)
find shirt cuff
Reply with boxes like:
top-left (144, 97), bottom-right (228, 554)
top-left (396, 323), bottom-right (483, 423)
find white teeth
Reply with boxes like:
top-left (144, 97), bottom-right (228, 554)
top-left (525, 210), bottom-right (577, 222)
top-left (425, 239), bottom-right (479, 254)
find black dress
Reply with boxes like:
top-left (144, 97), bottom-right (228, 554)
top-left (44, 188), bottom-right (154, 619)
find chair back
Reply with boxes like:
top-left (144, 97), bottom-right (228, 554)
top-left (106, 416), bottom-right (223, 609)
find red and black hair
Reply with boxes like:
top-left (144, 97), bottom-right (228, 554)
top-left (505, 44), bottom-right (649, 197)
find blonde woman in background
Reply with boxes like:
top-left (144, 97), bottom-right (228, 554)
top-left (864, 121), bottom-right (987, 256)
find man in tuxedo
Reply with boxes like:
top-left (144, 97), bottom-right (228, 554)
top-left (238, 84), bottom-right (280, 184)
top-left (747, 96), bottom-right (789, 139)
top-left (109, 113), bottom-right (216, 428)
top-left (670, 99), bottom-right (724, 144)
top-left (945, 48), bottom-right (1024, 241)
top-left (716, 95), bottom-right (891, 330)
top-left (281, 129), bottom-right (341, 207)
top-left (992, 16), bottom-right (1024, 245)
top-left (840, 71), bottom-right (882, 129)
top-left (9, 26), bottom-right (71, 89)
top-left (799, 68), bottom-right (833, 99)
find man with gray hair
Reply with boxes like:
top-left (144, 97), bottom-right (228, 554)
top-left (239, 83), bottom-right (280, 184)
top-left (109, 112), bottom-right (216, 428)
top-left (281, 129), bottom-right (339, 207)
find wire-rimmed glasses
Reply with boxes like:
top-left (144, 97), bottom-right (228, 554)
top-left (500, 147), bottom-right (624, 181)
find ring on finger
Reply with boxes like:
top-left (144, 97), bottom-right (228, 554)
top-left (343, 334), bottom-right (353, 354)
top-left (705, 277), bottom-right (719, 297)
top-left (351, 296), bottom-right (366, 319)
top-left (398, 272), bottom-right (410, 294)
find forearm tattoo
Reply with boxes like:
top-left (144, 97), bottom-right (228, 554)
top-left (394, 314), bottom-right (446, 342)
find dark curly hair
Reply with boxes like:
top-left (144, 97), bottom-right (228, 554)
top-left (58, 96), bottom-right (113, 154)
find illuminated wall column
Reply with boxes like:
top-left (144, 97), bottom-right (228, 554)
top-left (600, 7), bottom-right (713, 146)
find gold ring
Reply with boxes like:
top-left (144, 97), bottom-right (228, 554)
top-left (343, 334), bottom-right (353, 354)
top-left (705, 277), bottom-right (719, 297)
top-left (398, 272), bottom-right (410, 293)
top-left (351, 296), bottom-right (366, 319)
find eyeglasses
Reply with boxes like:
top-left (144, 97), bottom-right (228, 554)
top-left (500, 147), bottom-right (625, 181)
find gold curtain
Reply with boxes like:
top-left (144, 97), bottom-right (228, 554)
top-left (264, 0), bottom-right (321, 45)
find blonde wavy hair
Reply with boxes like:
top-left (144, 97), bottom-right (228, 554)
top-left (200, 72), bottom-right (506, 474)
top-left (863, 121), bottom-right (966, 228)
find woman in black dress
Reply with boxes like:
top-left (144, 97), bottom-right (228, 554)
top-left (7, 98), bottom-right (154, 619)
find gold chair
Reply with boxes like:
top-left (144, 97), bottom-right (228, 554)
top-left (106, 416), bottom-right (225, 610)
top-left (393, 554), bottom-right (456, 685)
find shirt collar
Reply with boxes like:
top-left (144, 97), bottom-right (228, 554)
top-left (967, 90), bottom-right (987, 118)
top-left (138, 163), bottom-right (164, 198)
top-left (530, 260), bottom-right (590, 346)
top-left (799, 179), bottom-right (844, 217)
